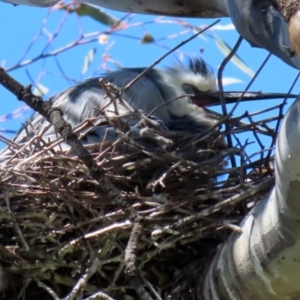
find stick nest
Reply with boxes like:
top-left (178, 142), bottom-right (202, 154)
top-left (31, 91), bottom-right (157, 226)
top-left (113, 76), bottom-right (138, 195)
top-left (0, 99), bottom-right (280, 300)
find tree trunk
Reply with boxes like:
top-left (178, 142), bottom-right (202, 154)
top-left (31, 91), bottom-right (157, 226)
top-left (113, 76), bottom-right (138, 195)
top-left (76, 0), bottom-right (228, 18)
top-left (198, 95), bottom-right (300, 300)
top-left (2, 0), bottom-right (300, 69)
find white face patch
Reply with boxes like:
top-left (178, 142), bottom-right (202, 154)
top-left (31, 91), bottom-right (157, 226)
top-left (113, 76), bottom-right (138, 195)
top-left (158, 61), bottom-right (217, 118)
top-left (178, 71), bottom-right (217, 93)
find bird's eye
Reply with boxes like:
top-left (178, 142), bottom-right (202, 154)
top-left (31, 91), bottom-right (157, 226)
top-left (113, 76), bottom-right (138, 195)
top-left (182, 84), bottom-right (199, 95)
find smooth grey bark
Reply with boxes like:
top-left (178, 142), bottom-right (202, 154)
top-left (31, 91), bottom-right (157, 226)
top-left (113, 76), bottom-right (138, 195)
top-left (199, 95), bottom-right (300, 300)
top-left (1, 0), bottom-right (229, 17)
top-left (1, 0), bottom-right (300, 70)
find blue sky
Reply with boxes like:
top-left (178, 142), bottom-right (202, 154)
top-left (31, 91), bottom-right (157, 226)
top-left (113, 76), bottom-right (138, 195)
top-left (0, 2), bottom-right (299, 158)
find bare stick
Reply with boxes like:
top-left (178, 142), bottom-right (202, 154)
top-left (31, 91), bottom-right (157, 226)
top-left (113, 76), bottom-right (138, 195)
top-left (125, 219), bottom-right (153, 300)
top-left (83, 291), bottom-right (114, 300)
top-left (63, 258), bottom-right (101, 300)
top-left (123, 19), bottom-right (220, 91)
top-left (0, 68), bottom-right (127, 208)
top-left (35, 279), bottom-right (61, 300)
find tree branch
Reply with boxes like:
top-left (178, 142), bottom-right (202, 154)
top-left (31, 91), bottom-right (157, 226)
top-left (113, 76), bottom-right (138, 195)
top-left (0, 68), bottom-right (128, 208)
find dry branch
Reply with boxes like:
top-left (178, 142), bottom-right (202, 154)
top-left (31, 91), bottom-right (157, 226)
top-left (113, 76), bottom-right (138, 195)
top-left (0, 68), bottom-right (128, 209)
top-left (0, 33), bottom-right (292, 298)
top-left (0, 92), bottom-right (281, 299)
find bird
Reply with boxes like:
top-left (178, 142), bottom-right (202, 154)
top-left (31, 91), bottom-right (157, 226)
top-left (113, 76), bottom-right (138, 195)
top-left (0, 57), bottom-right (224, 167)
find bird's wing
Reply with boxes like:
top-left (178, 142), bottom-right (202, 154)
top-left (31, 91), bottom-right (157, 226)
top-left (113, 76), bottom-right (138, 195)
top-left (0, 69), bottom-right (171, 163)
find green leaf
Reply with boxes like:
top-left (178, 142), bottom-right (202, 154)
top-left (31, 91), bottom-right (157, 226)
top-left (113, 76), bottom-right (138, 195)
top-left (64, 4), bottom-right (120, 27)
top-left (222, 77), bottom-right (243, 86)
top-left (213, 24), bottom-right (235, 31)
top-left (82, 48), bottom-right (96, 75)
top-left (215, 35), bottom-right (255, 78)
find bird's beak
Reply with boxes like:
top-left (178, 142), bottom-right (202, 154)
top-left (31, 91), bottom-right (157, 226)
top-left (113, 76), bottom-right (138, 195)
top-left (190, 92), bottom-right (297, 107)
top-left (190, 94), bottom-right (220, 107)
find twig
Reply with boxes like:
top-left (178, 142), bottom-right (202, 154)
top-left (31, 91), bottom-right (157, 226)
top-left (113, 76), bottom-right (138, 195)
top-left (123, 19), bottom-right (220, 91)
top-left (148, 161), bottom-right (181, 189)
top-left (35, 279), bottom-right (61, 300)
top-left (227, 53), bottom-right (273, 116)
top-left (63, 258), bottom-right (101, 300)
top-left (169, 177), bottom-right (274, 230)
top-left (217, 36), bottom-right (244, 169)
top-left (0, 67), bottom-right (128, 208)
top-left (58, 221), bottom-right (132, 258)
top-left (125, 220), bottom-right (143, 279)
top-left (83, 291), bottom-right (114, 300)
top-left (140, 274), bottom-right (163, 300)
top-left (4, 192), bottom-right (29, 251)
top-left (125, 219), bottom-right (153, 300)
top-left (267, 70), bottom-right (300, 157)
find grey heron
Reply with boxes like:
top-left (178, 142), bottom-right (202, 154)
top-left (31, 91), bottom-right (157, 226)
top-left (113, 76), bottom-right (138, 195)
top-left (0, 57), bottom-right (223, 165)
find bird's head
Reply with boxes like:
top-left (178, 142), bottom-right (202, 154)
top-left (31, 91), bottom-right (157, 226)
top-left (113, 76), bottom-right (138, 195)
top-left (158, 57), bottom-right (217, 118)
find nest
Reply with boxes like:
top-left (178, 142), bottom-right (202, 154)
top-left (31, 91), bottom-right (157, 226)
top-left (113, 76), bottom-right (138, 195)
top-left (0, 99), bottom-right (279, 300)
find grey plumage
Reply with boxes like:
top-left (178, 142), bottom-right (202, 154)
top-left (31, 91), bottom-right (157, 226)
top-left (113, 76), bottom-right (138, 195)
top-left (0, 57), bottom-right (221, 163)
